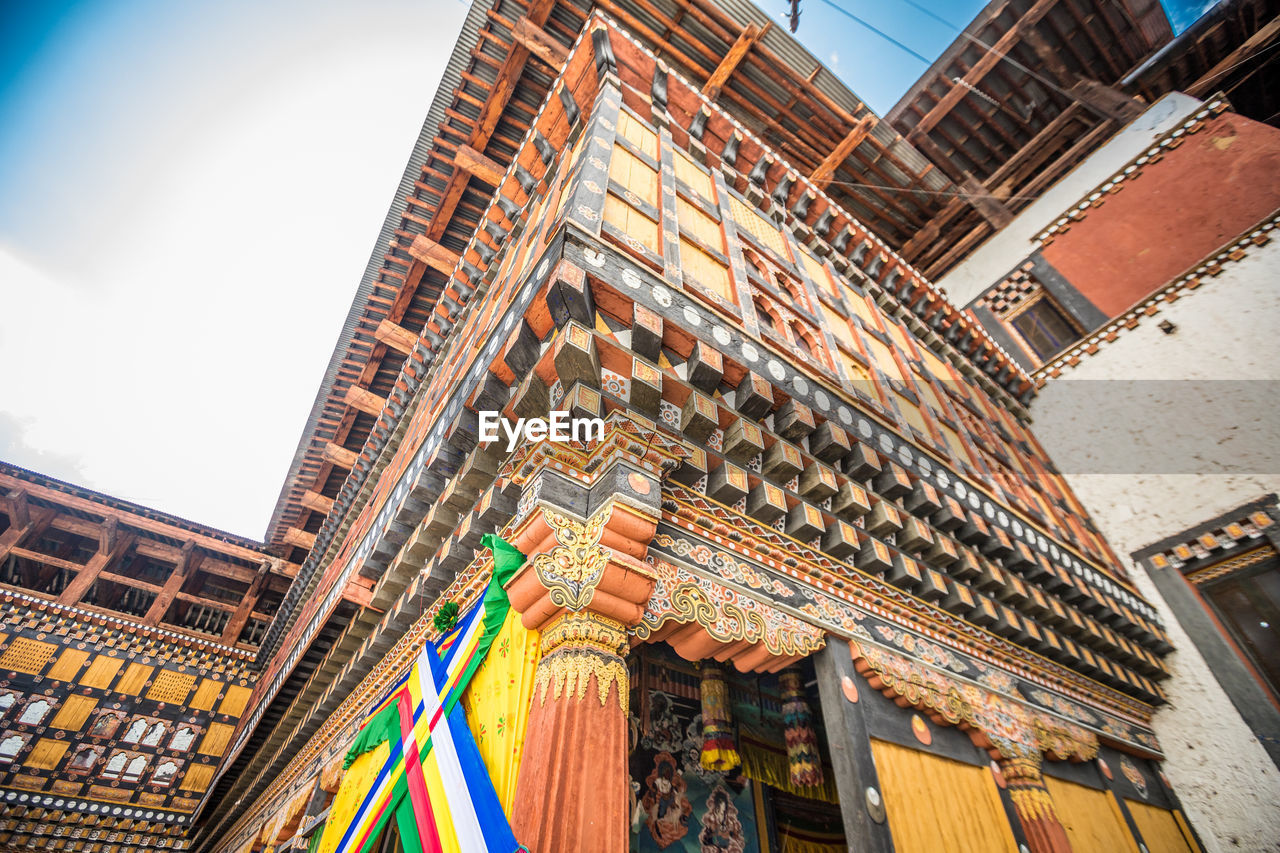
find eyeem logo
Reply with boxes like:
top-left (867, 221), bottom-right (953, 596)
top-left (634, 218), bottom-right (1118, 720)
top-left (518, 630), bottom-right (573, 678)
top-left (478, 411), bottom-right (605, 452)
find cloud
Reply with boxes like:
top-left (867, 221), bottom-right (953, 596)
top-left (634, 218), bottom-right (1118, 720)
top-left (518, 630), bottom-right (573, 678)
top-left (0, 410), bottom-right (88, 485)
top-left (829, 50), bottom-right (840, 69)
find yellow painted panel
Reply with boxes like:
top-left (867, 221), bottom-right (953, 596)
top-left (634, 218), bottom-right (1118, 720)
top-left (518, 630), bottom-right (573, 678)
top-left (80, 655), bottom-right (123, 690)
top-left (921, 346), bottom-right (951, 380)
top-left (673, 150), bottom-right (712, 199)
top-left (147, 670), bottom-right (196, 705)
top-left (604, 194), bottom-right (659, 254)
top-left (841, 283), bottom-right (881, 330)
top-left (822, 303), bottom-right (857, 351)
top-left (219, 685), bottom-right (253, 718)
top-left (728, 195), bottom-right (789, 260)
top-left (47, 648), bottom-right (88, 682)
top-left (680, 238), bottom-right (731, 301)
top-left (676, 197), bottom-right (722, 251)
top-left (0, 638), bottom-right (58, 675)
top-left (864, 335), bottom-right (903, 381)
top-left (49, 695), bottom-right (97, 732)
top-left (198, 722), bottom-right (235, 757)
top-left (871, 738), bottom-right (1018, 853)
top-left (617, 109), bottom-right (657, 159)
top-left (887, 320), bottom-right (916, 359)
top-left (609, 145), bottom-right (658, 205)
top-left (1126, 800), bottom-right (1200, 853)
top-left (26, 738), bottom-right (69, 771)
top-left (180, 763), bottom-right (215, 792)
top-left (186, 676), bottom-right (220, 712)
top-left (799, 249), bottom-right (836, 299)
top-left (1045, 776), bottom-right (1140, 853)
top-left (941, 425), bottom-right (971, 465)
top-left (116, 663), bottom-right (154, 696)
top-left (895, 392), bottom-right (930, 438)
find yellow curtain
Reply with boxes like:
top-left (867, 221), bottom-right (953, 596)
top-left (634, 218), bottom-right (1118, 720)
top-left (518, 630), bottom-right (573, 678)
top-left (1044, 775), bottom-right (1140, 853)
top-left (460, 606), bottom-right (541, 816)
top-left (313, 740), bottom-right (391, 853)
top-left (870, 738), bottom-right (1019, 853)
top-left (739, 732), bottom-right (839, 803)
top-left (1125, 800), bottom-right (1201, 853)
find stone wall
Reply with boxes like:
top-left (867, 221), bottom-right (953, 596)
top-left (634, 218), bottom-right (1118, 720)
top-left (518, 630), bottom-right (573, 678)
top-left (1028, 241), bottom-right (1280, 852)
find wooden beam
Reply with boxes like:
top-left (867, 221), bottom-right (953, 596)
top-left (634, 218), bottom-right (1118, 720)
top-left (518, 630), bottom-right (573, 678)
top-left (1, 489), bottom-right (30, 529)
top-left (702, 23), bottom-right (761, 100)
top-left (908, 0), bottom-right (1059, 140)
top-left (0, 471), bottom-right (270, 566)
top-left (407, 235), bottom-right (461, 275)
top-left (959, 173), bottom-right (1014, 229)
top-left (374, 319), bottom-right (418, 355)
top-left (343, 384), bottom-right (386, 417)
top-left (810, 115), bottom-right (877, 188)
top-left (321, 442), bottom-right (358, 470)
top-left (512, 16), bottom-right (569, 68)
top-left (222, 559), bottom-right (272, 645)
top-left (300, 490), bottom-right (335, 516)
top-left (99, 516), bottom-right (117, 555)
top-left (143, 540), bottom-right (199, 625)
top-left (55, 531), bottom-right (138, 606)
top-left (1188, 14), bottom-right (1280, 96)
top-left (283, 528), bottom-right (317, 551)
top-left (453, 144), bottom-right (506, 188)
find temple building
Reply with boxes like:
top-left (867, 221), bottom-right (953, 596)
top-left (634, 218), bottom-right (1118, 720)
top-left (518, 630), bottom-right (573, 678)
top-left (0, 462), bottom-right (295, 845)
top-left (1, 0), bottom-right (1277, 851)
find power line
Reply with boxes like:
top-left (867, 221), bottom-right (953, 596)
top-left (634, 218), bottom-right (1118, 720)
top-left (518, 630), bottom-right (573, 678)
top-left (812, 0), bottom-right (936, 66)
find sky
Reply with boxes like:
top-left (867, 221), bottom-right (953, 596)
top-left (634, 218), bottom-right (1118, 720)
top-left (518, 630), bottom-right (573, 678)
top-left (0, 0), bottom-right (1200, 540)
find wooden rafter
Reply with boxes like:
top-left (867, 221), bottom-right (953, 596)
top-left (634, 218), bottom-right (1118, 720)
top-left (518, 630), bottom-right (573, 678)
top-left (702, 23), bottom-right (762, 100)
top-left (909, 0), bottom-right (1060, 141)
top-left (513, 16), bottom-right (570, 69)
top-left (809, 115), bottom-right (876, 188)
top-left (454, 144), bottom-right (506, 188)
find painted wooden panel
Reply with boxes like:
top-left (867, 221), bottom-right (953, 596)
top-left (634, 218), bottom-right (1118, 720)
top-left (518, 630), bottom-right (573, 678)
top-left (80, 655), bottom-right (123, 690)
top-left (47, 648), bottom-right (88, 681)
top-left (219, 685), bottom-right (253, 718)
top-left (49, 695), bottom-right (98, 732)
top-left (116, 663), bottom-right (154, 696)
top-left (871, 738), bottom-right (1018, 853)
top-left (0, 638), bottom-right (57, 675)
top-left (1045, 775), bottom-right (1140, 853)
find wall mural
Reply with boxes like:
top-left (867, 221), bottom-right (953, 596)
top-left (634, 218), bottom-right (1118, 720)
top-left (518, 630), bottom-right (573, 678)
top-left (630, 689), bottom-right (759, 853)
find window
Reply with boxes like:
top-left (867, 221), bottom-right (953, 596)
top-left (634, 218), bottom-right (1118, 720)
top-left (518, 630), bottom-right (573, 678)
top-left (170, 726), bottom-right (197, 751)
top-left (121, 718), bottom-right (147, 744)
top-left (70, 746), bottom-right (100, 771)
top-left (1009, 295), bottom-right (1081, 361)
top-left (0, 735), bottom-right (26, 763)
top-left (142, 722), bottom-right (167, 747)
top-left (1200, 557), bottom-right (1280, 699)
top-left (101, 751), bottom-right (128, 779)
top-left (152, 760), bottom-right (179, 787)
top-left (18, 699), bottom-right (51, 725)
top-left (122, 755), bottom-right (148, 783)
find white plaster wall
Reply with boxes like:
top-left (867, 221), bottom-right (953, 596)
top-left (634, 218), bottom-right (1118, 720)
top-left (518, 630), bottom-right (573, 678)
top-left (1029, 243), bottom-right (1280, 852)
top-left (937, 92), bottom-right (1206, 307)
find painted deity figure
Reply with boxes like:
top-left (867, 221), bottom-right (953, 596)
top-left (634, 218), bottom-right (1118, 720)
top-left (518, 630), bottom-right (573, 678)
top-left (699, 785), bottom-right (746, 853)
top-left (641, 751), bottom-right (692, 848)
top-left (643, 691), bottom-right (684, 754)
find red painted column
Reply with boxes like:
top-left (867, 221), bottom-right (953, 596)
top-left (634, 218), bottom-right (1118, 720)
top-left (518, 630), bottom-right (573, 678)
top-left (503, 502), bottom-right (658, 853)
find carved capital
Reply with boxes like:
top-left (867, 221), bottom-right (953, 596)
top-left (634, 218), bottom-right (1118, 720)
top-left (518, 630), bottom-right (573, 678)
top-left (506, 502), bottom-right (657, 632)
top-left (535, 611), bottom-right (630, 710)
